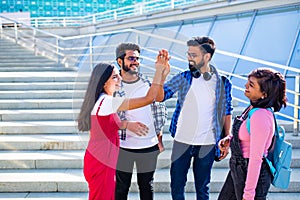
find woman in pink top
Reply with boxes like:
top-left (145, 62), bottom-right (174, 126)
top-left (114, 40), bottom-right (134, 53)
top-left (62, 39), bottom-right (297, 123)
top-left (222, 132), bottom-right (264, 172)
top-left (217, 68), bottom-right (287, 200)
top-left (77, 50), bottom-right (170, 200)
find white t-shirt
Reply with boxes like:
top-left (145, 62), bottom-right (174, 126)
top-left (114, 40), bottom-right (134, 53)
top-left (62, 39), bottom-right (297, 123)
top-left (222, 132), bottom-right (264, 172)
top-left (174, 74), bottom-right (217, 145)
top-left (120, 79), bottom-right (158, 149)
top-left (91, 94), bottom-right (124, 116)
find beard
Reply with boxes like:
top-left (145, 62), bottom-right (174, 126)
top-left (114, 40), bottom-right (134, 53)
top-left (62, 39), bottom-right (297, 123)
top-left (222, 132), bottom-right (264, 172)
top-left (122, 63), bottom-right (139, 75)
top-left (188, 60), bottom-right (205, 71)
top-left (189, 60), bottom-right (204, 70)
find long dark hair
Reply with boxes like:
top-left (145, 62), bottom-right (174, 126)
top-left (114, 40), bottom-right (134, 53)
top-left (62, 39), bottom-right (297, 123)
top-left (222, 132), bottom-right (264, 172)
top-left (249, 68), bottom-right (287, 112)
top-left (77, 63), bottom-right (114, 131)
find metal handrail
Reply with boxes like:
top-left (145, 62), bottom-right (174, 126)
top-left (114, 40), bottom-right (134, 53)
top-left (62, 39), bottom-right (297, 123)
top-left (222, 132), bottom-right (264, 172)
top-left (28, 0), bottom-right (221, 28)
top-left (0, 15), bottom-right (299, 133)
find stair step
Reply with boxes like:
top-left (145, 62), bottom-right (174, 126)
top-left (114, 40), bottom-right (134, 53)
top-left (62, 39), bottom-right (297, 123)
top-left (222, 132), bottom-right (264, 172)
top-left (0, 109), bottom-right (79, 121)
top-left (0, 72), bottom-right (89, 82)
top-left (0, 66), bottom-right (77, 72)
top-left (0, 99), bottom-right (82, 109)
top-left (0, 55), bottom-right (54, 59)
top-left (0, 192), bottom-right (89, 200)
top-left (0, 50), bottom-right (36, 55)
top-left (0, 147), bottom-right (299, 169)
top-left (0, 90), bottom-right (85, 99)
top-left (0, 168), bottom-right (299, 193)
top-left (0, 60), bottom-right (57, 64)
top-left (0, 121), bottom-right (77, 134)
top-left (0, 134), bottom-right (88, 150)
top-left (0, 49), bottom-right (36, 53)
top-left (0, 169), bottom-right (87, 192)
top-left (0, 149), bottom-right (167, 169)
top-left (0, 82), bottom-right (87, 90)
top-left (0, 192), bottom-right (300, 200)
top-left (0, 150), bottom-right (85, 169)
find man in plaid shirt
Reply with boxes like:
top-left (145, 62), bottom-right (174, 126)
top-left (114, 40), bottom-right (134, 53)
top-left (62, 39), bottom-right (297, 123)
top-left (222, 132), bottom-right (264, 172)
top-left (114, 43), bottom-right (167, 200)
top-left (156, 36), bottom-right (233, 200)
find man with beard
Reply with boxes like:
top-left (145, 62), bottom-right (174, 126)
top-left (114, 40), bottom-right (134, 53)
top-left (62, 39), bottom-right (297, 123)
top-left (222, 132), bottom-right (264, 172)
top-left (155, 36), bottom-right (233, 200)
top-left (114, 43), bottom-right (167, 200)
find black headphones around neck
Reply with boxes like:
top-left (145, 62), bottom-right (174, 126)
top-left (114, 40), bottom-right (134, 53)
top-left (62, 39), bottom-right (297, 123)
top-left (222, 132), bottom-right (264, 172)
top-left (190, 65), bottom-right (214, 81)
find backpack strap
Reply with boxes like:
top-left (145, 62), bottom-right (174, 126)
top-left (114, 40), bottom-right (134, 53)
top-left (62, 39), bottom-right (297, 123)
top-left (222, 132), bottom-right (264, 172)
top-left (246, 107), bottom-right (281, 174)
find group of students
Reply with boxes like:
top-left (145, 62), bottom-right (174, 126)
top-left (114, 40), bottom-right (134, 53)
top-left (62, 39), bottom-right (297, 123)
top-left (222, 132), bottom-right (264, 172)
top-left (77, 36), bottom-right (287, 200)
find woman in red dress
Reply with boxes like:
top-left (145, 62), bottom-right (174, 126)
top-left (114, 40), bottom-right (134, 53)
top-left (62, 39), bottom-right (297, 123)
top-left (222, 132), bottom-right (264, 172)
top-left (77, 50), bottom-right (170, 200)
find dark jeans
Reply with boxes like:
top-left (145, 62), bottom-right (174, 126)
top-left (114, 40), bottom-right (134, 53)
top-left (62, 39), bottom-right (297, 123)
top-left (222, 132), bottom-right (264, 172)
top-left (218, 157), bottom-right (272, 200)
top-left (170, 141), bottom-right (215, 200)
top-left (115, 144), bottom-right (159, 200)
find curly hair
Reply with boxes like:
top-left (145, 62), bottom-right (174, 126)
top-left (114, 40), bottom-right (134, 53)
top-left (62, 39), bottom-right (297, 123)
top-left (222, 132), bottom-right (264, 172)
top-left (248, 68), bottom-right (287, 112)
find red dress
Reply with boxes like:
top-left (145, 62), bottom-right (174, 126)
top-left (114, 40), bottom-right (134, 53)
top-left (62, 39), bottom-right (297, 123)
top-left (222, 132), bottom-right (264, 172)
top-left (83, 99), bottom-right (121, 200)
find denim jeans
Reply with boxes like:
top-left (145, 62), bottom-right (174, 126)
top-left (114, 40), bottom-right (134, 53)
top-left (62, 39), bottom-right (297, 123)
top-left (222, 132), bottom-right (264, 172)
top-left (218, 158), bottom-right (272, 200)
top-left (115, 145), bottom-right (159, 200)
top-left (170, 141), bottom-right (215, 200)
top-left (218, 113), bottom-right (272, 200)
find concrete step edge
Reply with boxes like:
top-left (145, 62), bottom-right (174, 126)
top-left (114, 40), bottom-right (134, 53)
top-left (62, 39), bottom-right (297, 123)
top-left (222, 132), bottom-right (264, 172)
top-left (0, 192), bottom-right (300, 200)
top-left (0, 134), bottom-right (88, 150)
top-left (0, 148), bottom-right (300, 169)
top-left (0, 168), bottom-right (299, 193)
top-left (0, 121), bottom-right (78, 134)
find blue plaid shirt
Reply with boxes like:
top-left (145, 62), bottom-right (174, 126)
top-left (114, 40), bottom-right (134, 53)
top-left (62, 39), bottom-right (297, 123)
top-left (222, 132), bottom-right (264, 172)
top-left (163, 65), bottom-right (233, 142)
top-left (115, 73), bottom-right (167, 140)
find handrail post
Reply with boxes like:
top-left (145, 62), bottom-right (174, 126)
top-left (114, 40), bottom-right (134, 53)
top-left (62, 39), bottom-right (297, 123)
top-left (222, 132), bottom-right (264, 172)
top-left (56, 38), bottom-right (60, 64)
top-left (293, 74), bottom-right (300, 136)
top-left (136, 34), bottom-right (140, 46)
top-left (33, 29), bottom-right (37, 55)
top-left (139, 3), bottom-right (143, 15)
top-left (114, 11), bottom-right (117, 20)
top-left (14, 22), bottom-right (18, 44)
top-left (171, 0), bottom-right (175, 9)
top-left (89, 36), bottom-right (93, 71)
top-left (34, 18), bottom-right (38, 28)
top-left (93, 15), bottom-right (96, 24)
top-left (0, 19), bottom-right (3, 39)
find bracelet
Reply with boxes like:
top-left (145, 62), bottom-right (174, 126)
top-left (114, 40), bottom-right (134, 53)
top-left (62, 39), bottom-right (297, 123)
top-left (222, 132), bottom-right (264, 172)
top-left (227, 134), bottom-right (233, 140)
top-left (152, 83), bottom-right (163, 86)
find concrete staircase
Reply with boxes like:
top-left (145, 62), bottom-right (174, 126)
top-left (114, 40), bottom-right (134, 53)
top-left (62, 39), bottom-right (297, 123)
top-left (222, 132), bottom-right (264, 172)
top-left (0, 38), bottom-right (299, 199)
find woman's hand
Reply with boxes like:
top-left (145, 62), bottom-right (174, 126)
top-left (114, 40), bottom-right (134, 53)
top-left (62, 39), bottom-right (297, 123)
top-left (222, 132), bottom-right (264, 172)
top-left (126, 121), bottom-right (149, 136)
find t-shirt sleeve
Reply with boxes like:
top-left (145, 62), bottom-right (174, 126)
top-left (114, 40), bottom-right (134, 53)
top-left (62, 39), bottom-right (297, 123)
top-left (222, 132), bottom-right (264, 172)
top-left (98, 96), bottom-right (125, 116)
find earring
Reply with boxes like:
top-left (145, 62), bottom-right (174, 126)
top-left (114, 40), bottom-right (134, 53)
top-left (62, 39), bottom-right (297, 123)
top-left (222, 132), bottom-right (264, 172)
top-left (261, 96), bottom-right (264, 99)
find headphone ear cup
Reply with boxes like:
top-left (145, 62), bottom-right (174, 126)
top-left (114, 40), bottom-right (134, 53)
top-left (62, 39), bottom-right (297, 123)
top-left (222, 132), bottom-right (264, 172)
top-left (192, 70), bottom-right (201, 78)
top-left (203, 72), bottom-right (212, 81)
top-left (190, 66), bottom-right (201, 78)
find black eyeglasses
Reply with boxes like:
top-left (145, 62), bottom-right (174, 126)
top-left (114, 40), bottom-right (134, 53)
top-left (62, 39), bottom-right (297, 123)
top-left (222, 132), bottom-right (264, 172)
top-left (185, 52), bottom-right (201, 59)
top-left (125, 56), bottom-right (143, 62)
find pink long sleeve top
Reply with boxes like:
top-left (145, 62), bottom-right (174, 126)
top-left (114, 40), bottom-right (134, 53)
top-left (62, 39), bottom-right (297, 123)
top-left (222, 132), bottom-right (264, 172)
top-left (239, 109), bottom-right (274, 200)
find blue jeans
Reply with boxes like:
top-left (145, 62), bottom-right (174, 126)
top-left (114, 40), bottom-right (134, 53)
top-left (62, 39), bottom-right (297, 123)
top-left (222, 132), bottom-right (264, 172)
top-left (170, 141), bottom-right (215, 200)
